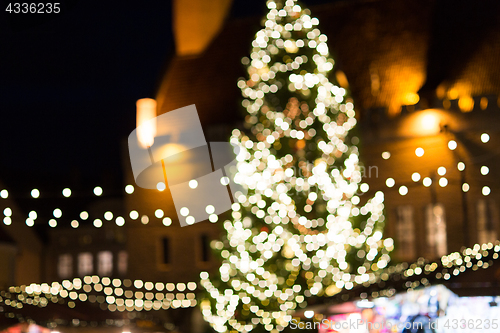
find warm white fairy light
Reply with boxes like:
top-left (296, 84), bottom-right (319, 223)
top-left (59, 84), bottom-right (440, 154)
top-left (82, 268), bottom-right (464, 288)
top-left (415, 147), bottom-right (424, 157)
top-left (155, 209), bottom-right (164, 218)
top-left (26, 218), bottom-right (34, 227)
top-left (62, 188), bottom-right (72, 197)
top-left (53, 208), bottom-right (62, 218)
top-left (411, 173), bottom-right (420, 182)
top-left (125, 185), bottom-right (134, 194)
top-left (4, 208), bottom-right (12, 216)
top-left (93, 219), bottom-right (103, 228)
top-left (381, 151), bottom-right (391, 160)
top-left (94, 186), bottom-right (103, 196)
top-left (31, 189), bottom-right (40, 198)
top-left (457, 162), bottom-right (465, 171)
top-left (480, 166), bottom-right (489, 175)
top-left (482, 186), bottom-right (491, 196)
top-left (447, 140), bottom-right (457, 150)
top-left (439, 177), bottom-right (448, 187)
top-left (399, 186), bottom-right (408, 195)
top-left (385, 178), bottom-right (395, 187)
top-left (130, 210), bottom-right (139, 220)
top-left (481, 133), bottom-right (490, 143)
top-left (423, 177), bottom-right (432, 187)
top-left (437, 167), bottom-right (446, 176)
top-left (163, 217), bottom-right (172, 226)
top-left (116, 216), bottom-right (125, 226)
top-left (200, 1), bottom-right (392, 331)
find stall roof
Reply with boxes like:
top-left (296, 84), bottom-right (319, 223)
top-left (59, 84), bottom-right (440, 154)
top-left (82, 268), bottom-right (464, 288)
top-left (306, 241), bottom-right (500, 310)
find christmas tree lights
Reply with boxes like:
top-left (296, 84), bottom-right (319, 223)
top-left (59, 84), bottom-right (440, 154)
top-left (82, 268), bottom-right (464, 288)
top-left (200, 1), bottom-right (393, 332)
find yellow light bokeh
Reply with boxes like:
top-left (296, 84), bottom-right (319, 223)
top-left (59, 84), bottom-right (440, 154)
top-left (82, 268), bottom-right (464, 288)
top-left (136, 98), bottom-right (157, 148)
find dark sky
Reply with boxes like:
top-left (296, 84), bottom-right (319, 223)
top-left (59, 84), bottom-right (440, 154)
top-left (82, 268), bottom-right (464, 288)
top-left (0, 0), bottom-right (173, 189)
top-left (0, 0), bottom-right (336, 192)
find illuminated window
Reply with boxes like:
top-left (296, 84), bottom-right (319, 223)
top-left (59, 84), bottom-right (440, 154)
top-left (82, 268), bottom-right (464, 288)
top-left (200, 234), bottom-right (210, 262)
top-left (58, 254), bottom-right (72, 279)
top-left (477, 199), bottom-right (497, 244)
top-left (395, 206), bottom-right (415, 259)
top-left (78, 252), bottom-right (93, 276)
top-left (118, 251), bottom-right (128, 275)
top-left (425, 204), bottom-right (447, 258)
top-left (97, 251), bottom-right (113, 276)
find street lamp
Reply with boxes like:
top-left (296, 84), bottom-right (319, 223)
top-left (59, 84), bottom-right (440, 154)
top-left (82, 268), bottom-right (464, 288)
top-left (136, 98), bottom-right (157, 150)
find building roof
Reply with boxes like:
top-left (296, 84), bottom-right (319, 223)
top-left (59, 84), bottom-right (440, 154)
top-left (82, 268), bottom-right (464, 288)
top-left (297, 241), bottom-right (500, 314)
top-left (156, 16), bottom-right (257, 131)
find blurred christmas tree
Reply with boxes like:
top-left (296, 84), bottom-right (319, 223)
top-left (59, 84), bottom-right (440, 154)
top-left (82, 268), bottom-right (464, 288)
top-left (200, 0), bottom-right (393, 332)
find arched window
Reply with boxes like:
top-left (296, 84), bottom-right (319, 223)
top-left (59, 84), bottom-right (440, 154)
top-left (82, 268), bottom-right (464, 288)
top-left (58, 254), bottom-right (72, 278)
top-left (477, 199), bottom-right (497, 244)
top-left (118, 251), bottom-right (128, 275)
top-left (396, 205), bottom-right (415, 259)
top-left (78, 252), bottom-right (93, 276)
top-left (97, 251), bottom-right (113, 276)
top-left (425, 204), bottom-right (447, 258)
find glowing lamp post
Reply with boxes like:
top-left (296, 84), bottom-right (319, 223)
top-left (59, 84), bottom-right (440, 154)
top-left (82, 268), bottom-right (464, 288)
top-left (136, 98), bottom-right (157, 149)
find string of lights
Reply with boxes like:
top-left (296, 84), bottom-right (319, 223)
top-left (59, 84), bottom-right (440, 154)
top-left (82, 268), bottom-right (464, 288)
top-left (1, 277), bottom-right (198, 313)
top-left (0, 182), bottom-right (210, 227)
top-left (0, 112), bottom-right (493, 231)
top-left (0, 205), bottom-right (184, 228)
top-left (332, 241), bottom-right (500, 303)
top-left (381, 132), bottom-right (493, 197)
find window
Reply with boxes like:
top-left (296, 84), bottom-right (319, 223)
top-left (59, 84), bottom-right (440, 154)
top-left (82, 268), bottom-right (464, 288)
top-left (118, 251), bottom-right (128, 275)
top-left (395, 205), bottom-right (415, 259)
top-left (58, 254), bottom-right (72, 278)
top-left (200, 234), bottom-right (210, 262)
top-left (425, 204), bottom-right (447, 258)
top-left (477, 199), bottom-right (497, 244)
top-left (97, 251), bottom-right (113, 276)
top-left (78, 252), bottom-right (93, 276)
top-left (162, 237), bottom-right (170, 264)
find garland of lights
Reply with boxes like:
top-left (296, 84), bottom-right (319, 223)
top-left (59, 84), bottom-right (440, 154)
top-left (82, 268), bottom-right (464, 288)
top-left (0, 119), bottom-right (492, 229)
top-left (2, 241), bottom-right (496, 325)
top-left (329, 241), bottom-right (500, 303)
top-left (381, 133), bottom-right (492, 196)
top-left (0, 277), bottom-right (198, 314)
top-left (0, 183), bottom-right (220, 228)
top-left (200, 1), bottom-right (392, 332)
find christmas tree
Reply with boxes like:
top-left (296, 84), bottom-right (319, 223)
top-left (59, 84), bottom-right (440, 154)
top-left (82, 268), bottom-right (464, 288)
top-left (200, 1), bottom-right (393, 332)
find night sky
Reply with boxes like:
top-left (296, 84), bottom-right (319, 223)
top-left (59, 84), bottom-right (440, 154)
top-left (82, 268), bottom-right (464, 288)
top-left (0, 0), bottom-right (337, 193)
